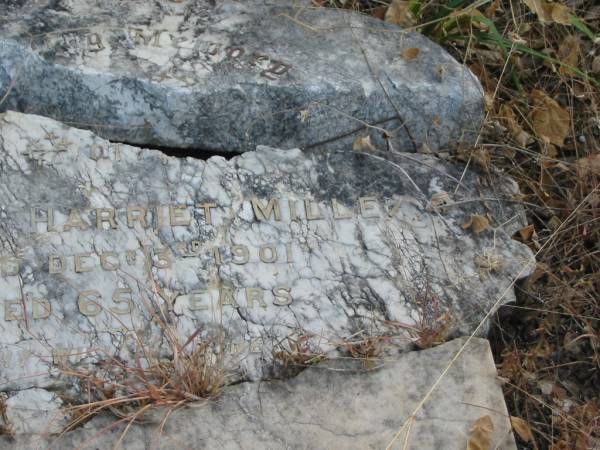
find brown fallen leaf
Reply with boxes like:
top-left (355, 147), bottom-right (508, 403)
top-left (462, 214), bottom-right (491, 234)
top-left (499, 104), bottom-right (534, 146)
top-left (510, 416), bottom-right (533, 443)
top-left (467, 415), bottom-right (494, 450)
top-left (352, 135), bottom-right (376, 153)
top-left (530, 90), bottom-right (571, 147)
top-left (385, 0), bottom-right (417, 28)
top-left (557, 35), bottom-right (580, 76)
top-left (402, 47), bottom-right (420, 60)
top-left (592, 56), bottom-right (600, 74)
top-left (518, 224), bottom-right (535, 241)
top-left (523, 0), bottom-right (572, 25)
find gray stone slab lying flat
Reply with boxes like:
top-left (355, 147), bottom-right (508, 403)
top-left (0, 111), bottom-right (533, 434)
top-left (1, 337), bottom-right (518, 450)
top-left (0, 0), bottom-right (484, 153)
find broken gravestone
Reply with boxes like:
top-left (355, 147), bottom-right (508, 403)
top-left (2, 338), bottom-right (518, 450)
top-left (0, 111), bottom-right (533, 436)
top-left (0, 0), bottom-right (484, 154)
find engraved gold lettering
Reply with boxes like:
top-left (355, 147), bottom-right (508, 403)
top-left (231, 245), bottom-right (249, 265)
top-left (189, 290), bottom-right (209, 311)
top-left (245, 288), bottom-right (266, 309)
top-left (32, 298), bottom-right (51, 320)
top-left (30, 208), bottom-right (55, 232)
top-left (74, 253), bottom-right (93, 273)
top-left (285, 242), bottom-right (294, 263)
top-left (213, 247), bottom-right (222, 265)
top-left (272, 285), bottom-right (293, 306)
top-left (226, 46), bottom-right (244, 59)
top-left (289, 200), bottom-right (299, 221)
top-left (127, 206), bottom-right (148, 228)
top-left (219, 287), bottom-right (238, 308)
top-left (261, 61), bottom-right (291, 80)
top-left (250, 53), bottom-right (269, 66)
top-left (96, 208), bottom-right (117, 230)
top-left (195, 203), bottom-right (217, 225)
top-left (63, 209), bottom-right (88, 231)
top-left (111, 288), bottom-right (133, 315)
top-left (1, 257), bottom-right (20, 277)
top-left (259, 244), bottom-right (277, 263)
top-left (359, 197), bottom-right (380, 218)
top-left (304, 198), bottom-right (323, 220)
top-left (332, 198), bottom-right (353, 219)
top-left (49, 255), bottom-right (66, 274)
top-left (87, 32), bottom-right (105, 52)
top-left (4, 300), bottom-right (22, 321)
top-left (78, 290), bottom-right (102, 316)
top-left (152, 248), bottom-right (172, 269)
top-left (169, 205), bottom-right (191, 227)
top-left (100, 252), bottom-right (119, 271)
top-left (252, 198), bottom-right (281, 221)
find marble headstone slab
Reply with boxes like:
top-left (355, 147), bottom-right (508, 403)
top-left (1, 338), bottom-right (518, 449)
top-left (0, 0), bottom-right (484, 153)
top-left (0, 112), bottom-right (532, 433)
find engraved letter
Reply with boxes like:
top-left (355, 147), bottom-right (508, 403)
top-left (332, 198), bottom-right (353, 219)
top-left (63, 209), bottom-right (88, 231)
top-left (261, 61), bottom-right (291, 80)
top-left (32, 298), bottom-right (51, 320)
top-left (195, 203), bottom-right (217, 225)
top-left (169, 205), bottom-right (191, 227)
top-left (100, 252), bottom-right (119, 271)
top-left (49, 255), bottom-right (66, 274)
top-left (111, 288), bottom-right (133, 314)
top-left (31, 208), bottom-right (55, 233)
top-left (127, 206), bottom-right (148, 228)
top-left (252, 198), bottom-right (281, 221)
top-left (219, 288), bottom-right (238, 308)
top-left (231, 245), bottom-right (249, 265)
top-left (359, 197), bottom-right (380, 218)
top-left (245, 288), bottom-right (266, 309)
top-left (4, 300), bottom-right (22, 321)
top-left (259, 244), bottom-right (277, 263)
top-left (78, 290), bottom-right (102, 316)
top-left (1, 257), bottom-right (20, 277)
top-left (96, 208), bottom-right (118, 230)
top-left (87, 32), bottom-right (105, 52)
top-left (189, 290), bottom-right (209, 311)
top-left (272, 285), bottom-right (293, 306)
top-left (153, 248), bottom-right (172, 269)
top-left (75, 253), bottom-right (93, 273)
top-left (304, 198), bottom-right (323, 220)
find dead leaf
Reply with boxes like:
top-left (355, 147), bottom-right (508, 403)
top-left (352, 135), bottom-right (376, 153)
top-left (510, 416), bottom-right (533, 443)
top-left (462, 214), bottom-right (491, 234)
top-left (530, 90), bottom-right (571, 147)
top-left (402, 47), bottom-right (420, 60)
top-left (523, 0), bottom-right (572, 25)
top-left (518, 224), bottom-right (535, 241)
top-left (467, 415), bottom-right (494, 450)
top-left (385, 0), bottom-right (417, 28)
top-left (499, 104), bottom-right (534, 146)
top-left (557, 35), bottom-right (580, 76)
top-left (427, 191), bottom-right (453, 210)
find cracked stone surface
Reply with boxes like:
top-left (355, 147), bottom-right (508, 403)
top-left (0, 111), bottom-right (532, 435)
top-left (1, 337), bottom-right (517, 449)
top-left (0, 0), bottom-right (484, 154)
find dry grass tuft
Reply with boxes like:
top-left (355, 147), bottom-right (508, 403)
top-left (320, 1), bottom-right (599, 448)
top-left (60, 329), bottom-right (227, 435)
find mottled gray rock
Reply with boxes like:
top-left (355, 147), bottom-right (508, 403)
top-left (0, 0), bottom-right (484, 153)
top-left (0, 111), bottom-right (532, 434)
top-left (1, 337), bottom-right (517, 450)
